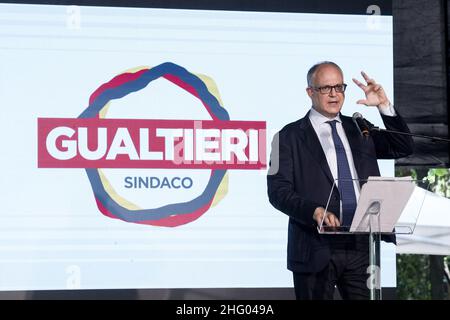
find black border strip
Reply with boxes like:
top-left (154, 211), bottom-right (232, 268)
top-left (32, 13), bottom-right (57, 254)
top-left (0, 287), bottom-right (397, 300)
top-left (444, 0), bottom-right (450, 150)
top-left (1, 0), bottom-right (392, 15)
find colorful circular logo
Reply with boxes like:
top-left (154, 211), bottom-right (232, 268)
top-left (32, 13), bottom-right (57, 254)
top-left (79, 62), bottom-right (229, 227)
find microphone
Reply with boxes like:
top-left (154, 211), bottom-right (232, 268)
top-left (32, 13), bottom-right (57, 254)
top-left (352, 112), bottom-right (372, 137)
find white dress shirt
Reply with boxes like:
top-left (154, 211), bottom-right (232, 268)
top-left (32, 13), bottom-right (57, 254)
top-left (308, 108), bottom-right (361, 204)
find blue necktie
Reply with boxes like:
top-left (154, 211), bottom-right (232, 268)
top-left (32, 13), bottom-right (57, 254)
top-left (327, 120), bottom-right (357, 226)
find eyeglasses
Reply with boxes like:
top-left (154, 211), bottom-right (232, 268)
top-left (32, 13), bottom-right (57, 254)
top-left (311, 84), bottom-right (347, 94)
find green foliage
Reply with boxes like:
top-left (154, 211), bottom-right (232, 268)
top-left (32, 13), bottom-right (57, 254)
top-left (396, 167), bottom-right (417, 180)
top-left (395, 167), bottom-right (450, 299)
top-left (426, 168), bottom-right (450, 197)
top-left (396, 254), bottom-right (431, 299)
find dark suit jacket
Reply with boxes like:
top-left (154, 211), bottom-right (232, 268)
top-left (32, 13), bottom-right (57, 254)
top-left (267, 111), bottom-right (414, 273)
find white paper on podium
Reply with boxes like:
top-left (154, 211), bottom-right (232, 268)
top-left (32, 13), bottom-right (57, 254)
top-left (350, 176), bottom-right (416, 232)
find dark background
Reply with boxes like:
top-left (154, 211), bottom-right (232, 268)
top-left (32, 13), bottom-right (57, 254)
top-left (394, 0), bottom-right (450, 167)
top-left (1, 0), bottom-right (393, 14)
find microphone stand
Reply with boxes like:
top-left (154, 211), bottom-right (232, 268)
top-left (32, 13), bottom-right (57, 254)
top-left (370, 127), bottom-right (450, 143)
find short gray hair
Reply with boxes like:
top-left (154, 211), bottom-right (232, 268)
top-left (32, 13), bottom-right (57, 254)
top-left (307, 61), bottom-right (343, 87)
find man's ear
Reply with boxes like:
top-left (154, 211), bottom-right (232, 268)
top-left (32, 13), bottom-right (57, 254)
top-left (306, 87), bottom-right (314, 98)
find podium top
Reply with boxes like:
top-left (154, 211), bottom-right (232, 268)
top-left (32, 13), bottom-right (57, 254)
top-left (318, 177), bottom-right (426, 235)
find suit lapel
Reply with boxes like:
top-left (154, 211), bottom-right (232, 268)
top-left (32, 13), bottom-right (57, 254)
top-left (297, 114), bottom-right (334, 185)
top-left (298, 113), bottom-right (366, 187)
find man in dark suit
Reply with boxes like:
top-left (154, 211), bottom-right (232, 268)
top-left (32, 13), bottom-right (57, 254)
top-left (267, 61), bottom-right (414, 300)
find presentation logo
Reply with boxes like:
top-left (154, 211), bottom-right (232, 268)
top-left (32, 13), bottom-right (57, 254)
top-left (38, 62), bottom-right (266, 227)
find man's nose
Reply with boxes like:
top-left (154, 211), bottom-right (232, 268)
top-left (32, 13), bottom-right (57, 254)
top-left (328, 87), bottom-right (337, 96)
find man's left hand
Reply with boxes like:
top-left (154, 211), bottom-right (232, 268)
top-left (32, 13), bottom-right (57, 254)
top-left (352, 71), bottom-right (391, 110)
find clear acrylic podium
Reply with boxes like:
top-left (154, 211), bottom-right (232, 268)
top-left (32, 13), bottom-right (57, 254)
top-left (318, 177), bottom-right (426, 300)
